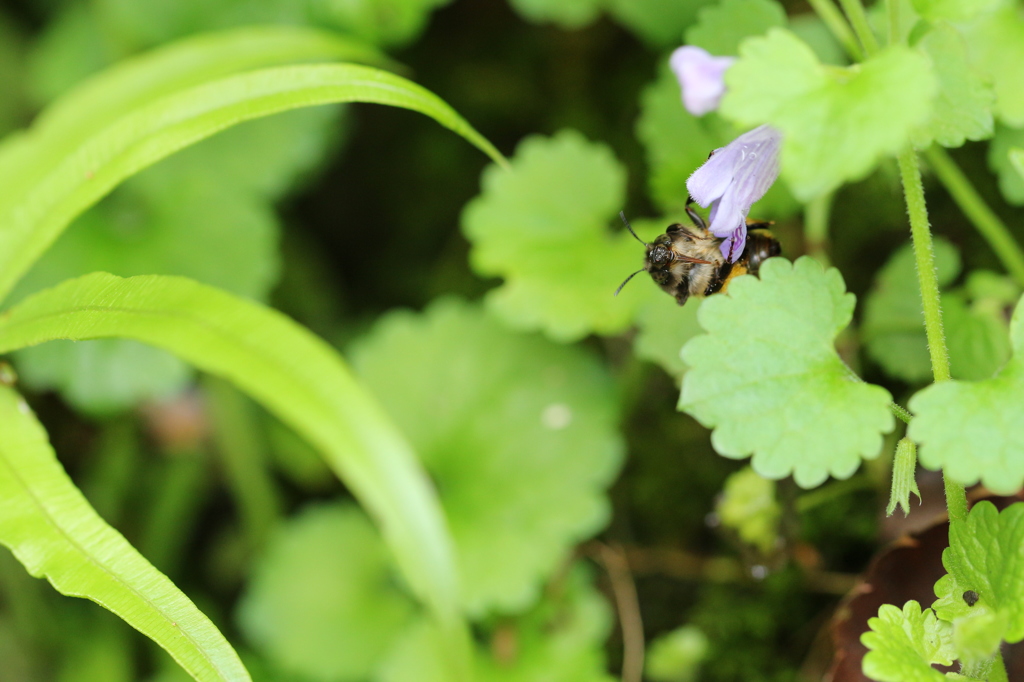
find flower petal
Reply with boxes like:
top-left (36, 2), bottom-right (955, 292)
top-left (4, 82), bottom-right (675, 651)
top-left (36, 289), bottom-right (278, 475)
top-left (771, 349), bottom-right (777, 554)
top-left (669, 46), bottom-right (735, 117)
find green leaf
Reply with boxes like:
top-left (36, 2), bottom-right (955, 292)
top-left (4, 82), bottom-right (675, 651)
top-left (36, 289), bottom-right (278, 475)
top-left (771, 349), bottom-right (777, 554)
top-left (645, 625), bottom-right (709, 682)
top-left (635, 66), bottom-right (799, 219)
top-left (377, 563), bottom-right (615, 682)
top-left (0, 273), bottom-right (470, 679)
top-left (913, 23), bottom-right (994, 148)
top-left (944, 290), bottom-right (1013, 381)
top-left (963, 5), bottom-right (1024, 126)
top-left (0, 383), bottom-right (249, 682)
top-left (0, 61), bottom-right (504, 305)
top-left (861, 601), bottom-right (954, 682)
top-left (237, 503), bottom-right (416, 681)
top-left (716, 467), bottom-right (780, 554)
top-left (462, 130), bottom-right (651, 342)
top-left (607, 0), bottom-right (717, 47)
top-left (932, 501), bottom-right (1024, 643)
top-left (908, 295), bottom-right (1024, 493)
top-left (350, 299), bottom-right (624, 614)
top-left (679, 257), bottom-right (894, 488)
top-left (684, 0), bottom-right (787, 56)
top-left (0, 13), bottom-right (27, 137)
top-left (988, 124), bottom-right (1024, 205)
top-left (910, 0), bottom-right (1000, 22)
top-left (506, 0), bottom-right (603, 28)
top-left (633, 292), bottom-right (705, 380)
top-left (862, 239), bottom-right (961, 384)
top-left (721, 29), bottom-right (938, 199)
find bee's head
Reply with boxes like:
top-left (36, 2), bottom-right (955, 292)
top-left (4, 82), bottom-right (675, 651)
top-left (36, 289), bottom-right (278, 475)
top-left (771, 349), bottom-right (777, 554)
top-left (646, 236), bottom-right (675, 268)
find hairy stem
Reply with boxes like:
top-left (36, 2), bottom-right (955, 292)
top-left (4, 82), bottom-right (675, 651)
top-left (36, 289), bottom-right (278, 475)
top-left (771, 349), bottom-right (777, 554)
top-left (838, 0), bottom-right (881, 56)
top-left (896, 147), bottom-right (968, 523)
top-left (805, 0), bottom-right (865, 61)
top-left (925, 146), bottom-right (1024, 288)
top-left (890, 402), bottom-right (913, 425)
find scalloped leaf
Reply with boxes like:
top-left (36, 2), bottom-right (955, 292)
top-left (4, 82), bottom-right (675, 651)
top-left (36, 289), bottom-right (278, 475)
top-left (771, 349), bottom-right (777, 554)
top-left (0, 383), bottom-right (248, 681)
top-left (720, 28), bottom-right (937, 199)
top-left (932, 501), bottom-right (1024, 644)
top-left (0, 61), bottom-right (503, 305)
top-left (0, 272), bottom-right (470, 679)
top-left (861, 601), bottom-right (954, 682)
top-left (908, 294), bottom-right (1024, 493)
top-left (350, 299), bottom-right (624, 615)
top-left (962, 5), bottom-right (1024, 126)
top-left (684, 0), bottom-right (787, 56)
top-left (462, 130), bottom-right (654, 342)
top-left (237, 503), bottom-right (415, 681)
top-left (680, 257), bottom-right (894, 488)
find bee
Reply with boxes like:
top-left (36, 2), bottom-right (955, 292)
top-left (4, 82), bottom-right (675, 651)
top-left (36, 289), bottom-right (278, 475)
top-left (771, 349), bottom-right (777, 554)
top-left (615, 200), bottom-right (781, 306)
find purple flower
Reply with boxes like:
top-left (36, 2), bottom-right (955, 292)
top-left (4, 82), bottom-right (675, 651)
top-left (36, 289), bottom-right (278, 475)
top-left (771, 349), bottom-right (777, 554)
top-left (687, 124), bottom-right (782, 262)
top-left (669, 46), bottom-right (735, 116)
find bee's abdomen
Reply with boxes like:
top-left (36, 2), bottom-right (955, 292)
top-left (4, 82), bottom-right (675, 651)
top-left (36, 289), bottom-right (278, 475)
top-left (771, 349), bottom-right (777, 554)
top-left (743, 229), bottom-right (782, 276)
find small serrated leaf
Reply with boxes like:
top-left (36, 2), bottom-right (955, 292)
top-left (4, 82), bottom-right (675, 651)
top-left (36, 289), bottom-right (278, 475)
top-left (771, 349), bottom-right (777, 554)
top-left (913, 23), bottom-right (994, 148)
top-left (462, 131), bottom-right (652, 342)
top-left (721, 29), bottom-right (938, 199)
top-left (861, 601), bottom-right (955, 682)
top-left (931, 501), bottom-right (1024, 643)
top-left (908, 295), bottom-right (1024, 493)
top-left (679, 257), bottom-right (895, 488)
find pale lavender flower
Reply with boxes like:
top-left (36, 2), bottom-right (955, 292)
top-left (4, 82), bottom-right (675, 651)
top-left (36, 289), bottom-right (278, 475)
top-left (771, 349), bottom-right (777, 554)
top-left (669, 46), bottom-right (735, 116)
top-left (687, 124), bottom-right (782, 262)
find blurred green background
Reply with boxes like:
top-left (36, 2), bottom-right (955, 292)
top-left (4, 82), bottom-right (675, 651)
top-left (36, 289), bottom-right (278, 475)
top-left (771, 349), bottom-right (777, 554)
top-left (1, 0), bottom-right (1023, 680)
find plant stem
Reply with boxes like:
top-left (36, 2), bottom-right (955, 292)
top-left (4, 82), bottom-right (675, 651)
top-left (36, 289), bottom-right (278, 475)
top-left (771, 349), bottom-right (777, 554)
top-left (925, 146), bottom-right (1024, 288)
top-left (889, 402), bottom-right (913, 425)
top-left (897, 147), bottom-right (969, 523)
top-left (805, 0), bottom-right (865, 61)
top-left (886, 0), bottom-right (900, 45)
top-left (838, 0), bottom-right (881, 55)
top-left (804, 191), bottom-right (833, 265)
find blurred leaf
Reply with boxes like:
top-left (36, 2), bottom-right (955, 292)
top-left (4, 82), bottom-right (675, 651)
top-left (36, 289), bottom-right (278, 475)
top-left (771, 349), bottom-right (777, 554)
top-left (911, 0), bottom-right (1000, 21)
top-left (908, 294), bottom-right (1024, 493)
top-left (57, 614), bottom-right (134, 682)
top-left (988, 124), bottom-right (1024, 205)
top-left (680, 257), bottom-right (894, 488)
top-left (716, 467), bottom-right (780, 554)
top-left (377, 564), bottom-right (615, 682)
top-left (634, 65), bottom-right (798, 219)
top-left (932, 501), bottom-right (1024, 642)
top-left (0, 12), bottom-right (27, 136)
top-left (861, 601), bottom-right (954, 682)
top-left (0, 383), bottom-right (249, 681)
top-left (95, 0), bottom-right (452, 49)
top-left (351, 299), bottom-right (623, 614)
top-left (788, 13), bottom-right (847, 65)
top-left (0, 273), bottom-right (471, 678)
top-left (963, 5), bottom-right (1024, 126)
top-left (645, 625), bottom-right (709, 682)
top-left (237, 503), bottom-right (415, 681)
top-left (913, 23), bottom-right (994, 149)
top-left (633, 288), bottom-right (705, 380)
top-left (463, 130), bottom-right (651, 342)
top-left (862, 239), bottom-right (961, 384)
top-left (684, 0), bottom-right (786, 56)
top-left (506, 0), bottom-right (603, 28)
top-left (0, 60), bottom-right (505, 305)
top-left (721, 29), bottom-right (937, 200)
top-left (607, 0), bottom-right (717, 47)
top-left (944, 291), bottom-right (1013, 381)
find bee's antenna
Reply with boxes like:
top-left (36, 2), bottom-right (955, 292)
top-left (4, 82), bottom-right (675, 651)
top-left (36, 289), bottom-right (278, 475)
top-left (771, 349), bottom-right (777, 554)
top-left (620, 211), bottom-right (647, 246)
top-left (614, 268), bottom-right (645, 297)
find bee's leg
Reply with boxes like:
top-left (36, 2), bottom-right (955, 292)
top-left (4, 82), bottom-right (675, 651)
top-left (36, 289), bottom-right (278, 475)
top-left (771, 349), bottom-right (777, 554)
top-left (685, 196), bottom-right (707, 230)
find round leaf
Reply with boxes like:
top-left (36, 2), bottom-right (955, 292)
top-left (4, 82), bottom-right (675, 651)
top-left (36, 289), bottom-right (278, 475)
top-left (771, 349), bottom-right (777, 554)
top-left (680, 257), bottom-right (895, 488)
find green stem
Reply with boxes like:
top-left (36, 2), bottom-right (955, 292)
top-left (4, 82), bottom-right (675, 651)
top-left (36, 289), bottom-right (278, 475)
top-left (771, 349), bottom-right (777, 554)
top-left (805, 0), bottom-right (865, 61)
top-left (897, 147), bottom-right (969, 524)
top-left (804, 191), bottom-right (833, 265)
top-left (838, 0), bottom-right (881, 56)
top-left (925, 146), bottom-right (1024, 288)
top-left (796, 475), bottom-right (875, 513)
top-left (991, 650), bottom-right (1009, 682)
top-left (886, 0), bottom-right (901, 45)
top-left (889, 402), bottom-right (913, 425)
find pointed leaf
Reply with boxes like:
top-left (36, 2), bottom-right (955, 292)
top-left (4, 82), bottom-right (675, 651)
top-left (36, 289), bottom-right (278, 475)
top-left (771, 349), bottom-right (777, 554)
top-left (0, 272), bottom-right (469, 677)
top-left (0, 383), bottom-right (248, 681)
